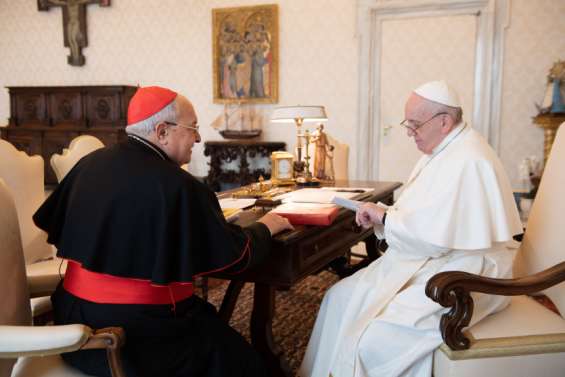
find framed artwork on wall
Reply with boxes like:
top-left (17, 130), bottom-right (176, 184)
top-left (212, 4), bottom-right (278, 104)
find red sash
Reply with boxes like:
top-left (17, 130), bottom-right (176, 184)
top-left (63, 261), bottom-right (193, 305)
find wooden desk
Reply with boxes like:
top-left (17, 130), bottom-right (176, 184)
top-left (214, 180), bottom-right (401, 376)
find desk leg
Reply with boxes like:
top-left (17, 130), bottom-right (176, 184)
top-left (219, 280), bottom-right (245, 323)
top-left (363, 233), bottom-right (379, 260)
top-left (332, 234), bottom-right (381, 279)
top-left (251, 283), bottom-right (292, 377)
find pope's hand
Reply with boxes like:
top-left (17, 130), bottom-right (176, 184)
top-left (356, 202), bottom-right (385, 228)
top-left (258, 212), bottom-right (294, 236)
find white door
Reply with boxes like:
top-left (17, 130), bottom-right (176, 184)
top-left (378, 15), bottom-right (477, 184)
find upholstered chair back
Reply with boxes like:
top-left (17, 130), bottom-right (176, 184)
top-left (0, 140), bottom-right (51, 264)
top-left (514, 124), bottom-right (565, 316)
top-left (50, 135), bottom-right (104, 182)
top-left (329, 134), bottom-right (349, 181)
top-left (0, 179), bottom-right (32, 377)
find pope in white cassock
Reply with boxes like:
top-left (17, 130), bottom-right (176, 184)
top-left (299, 81), bottom-right (523, 377)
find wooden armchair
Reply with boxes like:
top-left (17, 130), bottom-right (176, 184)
top-left (426, 125), bottom-right (565, 377)
top-left (0, 179), bottom-right (126, 377)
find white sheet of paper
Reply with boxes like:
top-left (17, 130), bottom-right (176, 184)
top-left (218, 198), bottom-right (256, 210)
top-left (279, 188), bottom-right (358, 204)
top-left (332, 196), bottom-right (364, 211)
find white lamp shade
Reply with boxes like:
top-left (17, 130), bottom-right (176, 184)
top-left (271, 106), bottom-right (328, 123)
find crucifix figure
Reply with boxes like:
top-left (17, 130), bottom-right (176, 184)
top-left (38, 0), bottom-right (110, 66)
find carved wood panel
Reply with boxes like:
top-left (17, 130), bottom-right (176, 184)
top-left (12, 93), bottom-right (48, 126)
top-left (86, 92), bottom-right (121, 127)
top-left (83, 130), bottom-right (123, 147)
top-left (50, 91), bottom-right (84, 128)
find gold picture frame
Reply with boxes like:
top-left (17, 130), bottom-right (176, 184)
top-left (212, 4), bottom-right (279, 104)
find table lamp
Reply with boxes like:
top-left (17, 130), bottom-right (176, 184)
top-left (271, 105), bottom-right (328, 186)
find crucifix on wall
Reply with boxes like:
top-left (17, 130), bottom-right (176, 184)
top-left (38, 0), bottom-right (110, 66)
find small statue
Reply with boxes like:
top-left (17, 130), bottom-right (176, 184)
top-left (548, 60), bottom-right (565, 113)
top-left (537, 60), bottom-right (565, 114)
top-left (311, 124), bottom-right (335, 181)
top-left (257, 175), bottom-right (265, 192)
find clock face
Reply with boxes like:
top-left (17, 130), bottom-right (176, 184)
top-left (278, 159), bottom-right (292, 179)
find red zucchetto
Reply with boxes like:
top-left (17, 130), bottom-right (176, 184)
top-left (127, 86), bottom-right (177, 125)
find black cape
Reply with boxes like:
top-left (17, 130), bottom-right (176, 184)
top-left (34, 136), bottom-right (272, 284)
top-left (35, 136), bottom-right (272, 377)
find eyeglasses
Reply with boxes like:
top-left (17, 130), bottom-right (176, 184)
top-left (164, 121), bottom-right (199, 133)
top-left (400, 112), bottom-right (447, 133)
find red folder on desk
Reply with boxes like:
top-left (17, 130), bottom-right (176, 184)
top-left (272, 204), bottom-right (339, 226)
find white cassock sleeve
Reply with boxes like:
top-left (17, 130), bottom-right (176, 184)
top-left (373, 202), bottom-right (451, 260)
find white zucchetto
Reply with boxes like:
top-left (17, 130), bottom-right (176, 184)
top-left (413, 80), bottom-right (461, 108)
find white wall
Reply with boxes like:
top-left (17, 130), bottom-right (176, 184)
top-left (499, 0), bottom-right (565, 185)
top-left (0, 0), bottom-right (563, 184)
top-left (0, 0), bottom-right (358, 178)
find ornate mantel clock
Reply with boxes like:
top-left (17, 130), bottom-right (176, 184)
top-left (270, 151), bottom-right (294, 185)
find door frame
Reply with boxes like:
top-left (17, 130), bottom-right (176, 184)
top-left (354, 0), bottom-right (510, 180)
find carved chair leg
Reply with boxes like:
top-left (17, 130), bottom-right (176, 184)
top-left (106, 345), bottom-right (126, 377)
top-left (82, 327), bottom-right (126, 377)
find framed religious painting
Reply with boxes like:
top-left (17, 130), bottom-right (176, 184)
top-left (212, 4), bottom-right (279, 104)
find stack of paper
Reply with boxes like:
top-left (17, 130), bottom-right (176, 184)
top-left (271, 188), bottom-right (372, 225)
top-left (272, 202), bottom-right (339, 226)
top-left (218, 198), bottom-right (256, 223)
top-left (218, 198), bottom-right (256, 210)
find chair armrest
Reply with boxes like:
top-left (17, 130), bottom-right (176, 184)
top-left (0, 324), bottom-right (91, 357)
top-left (27, 274), bottom-right (62, 298)
top-left (425, 261), bottom-right (565, 351)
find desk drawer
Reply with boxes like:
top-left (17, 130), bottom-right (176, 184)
top-left (298, 220), bottom-right (363, 272)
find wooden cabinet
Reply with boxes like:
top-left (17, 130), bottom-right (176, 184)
top-left (1, 85), bottom-right (137, 185)
top-left (203, 140), bottom-right (285, 191)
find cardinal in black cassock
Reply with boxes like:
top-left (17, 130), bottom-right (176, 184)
top-left (33, 86), bottom-right (292, 377)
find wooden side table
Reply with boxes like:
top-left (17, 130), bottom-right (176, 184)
top-left (204, 140), bottom-right (285, 191)
top-left (533, 113), bottom-right (565, 167)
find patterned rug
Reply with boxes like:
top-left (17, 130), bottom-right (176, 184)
top-left (203, 271), bottom-right (340, 374)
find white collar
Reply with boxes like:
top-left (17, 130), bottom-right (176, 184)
top-left (403, 122), bottom-right (468, 189)
top-left (430, 122), bottom-right (467, 158)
